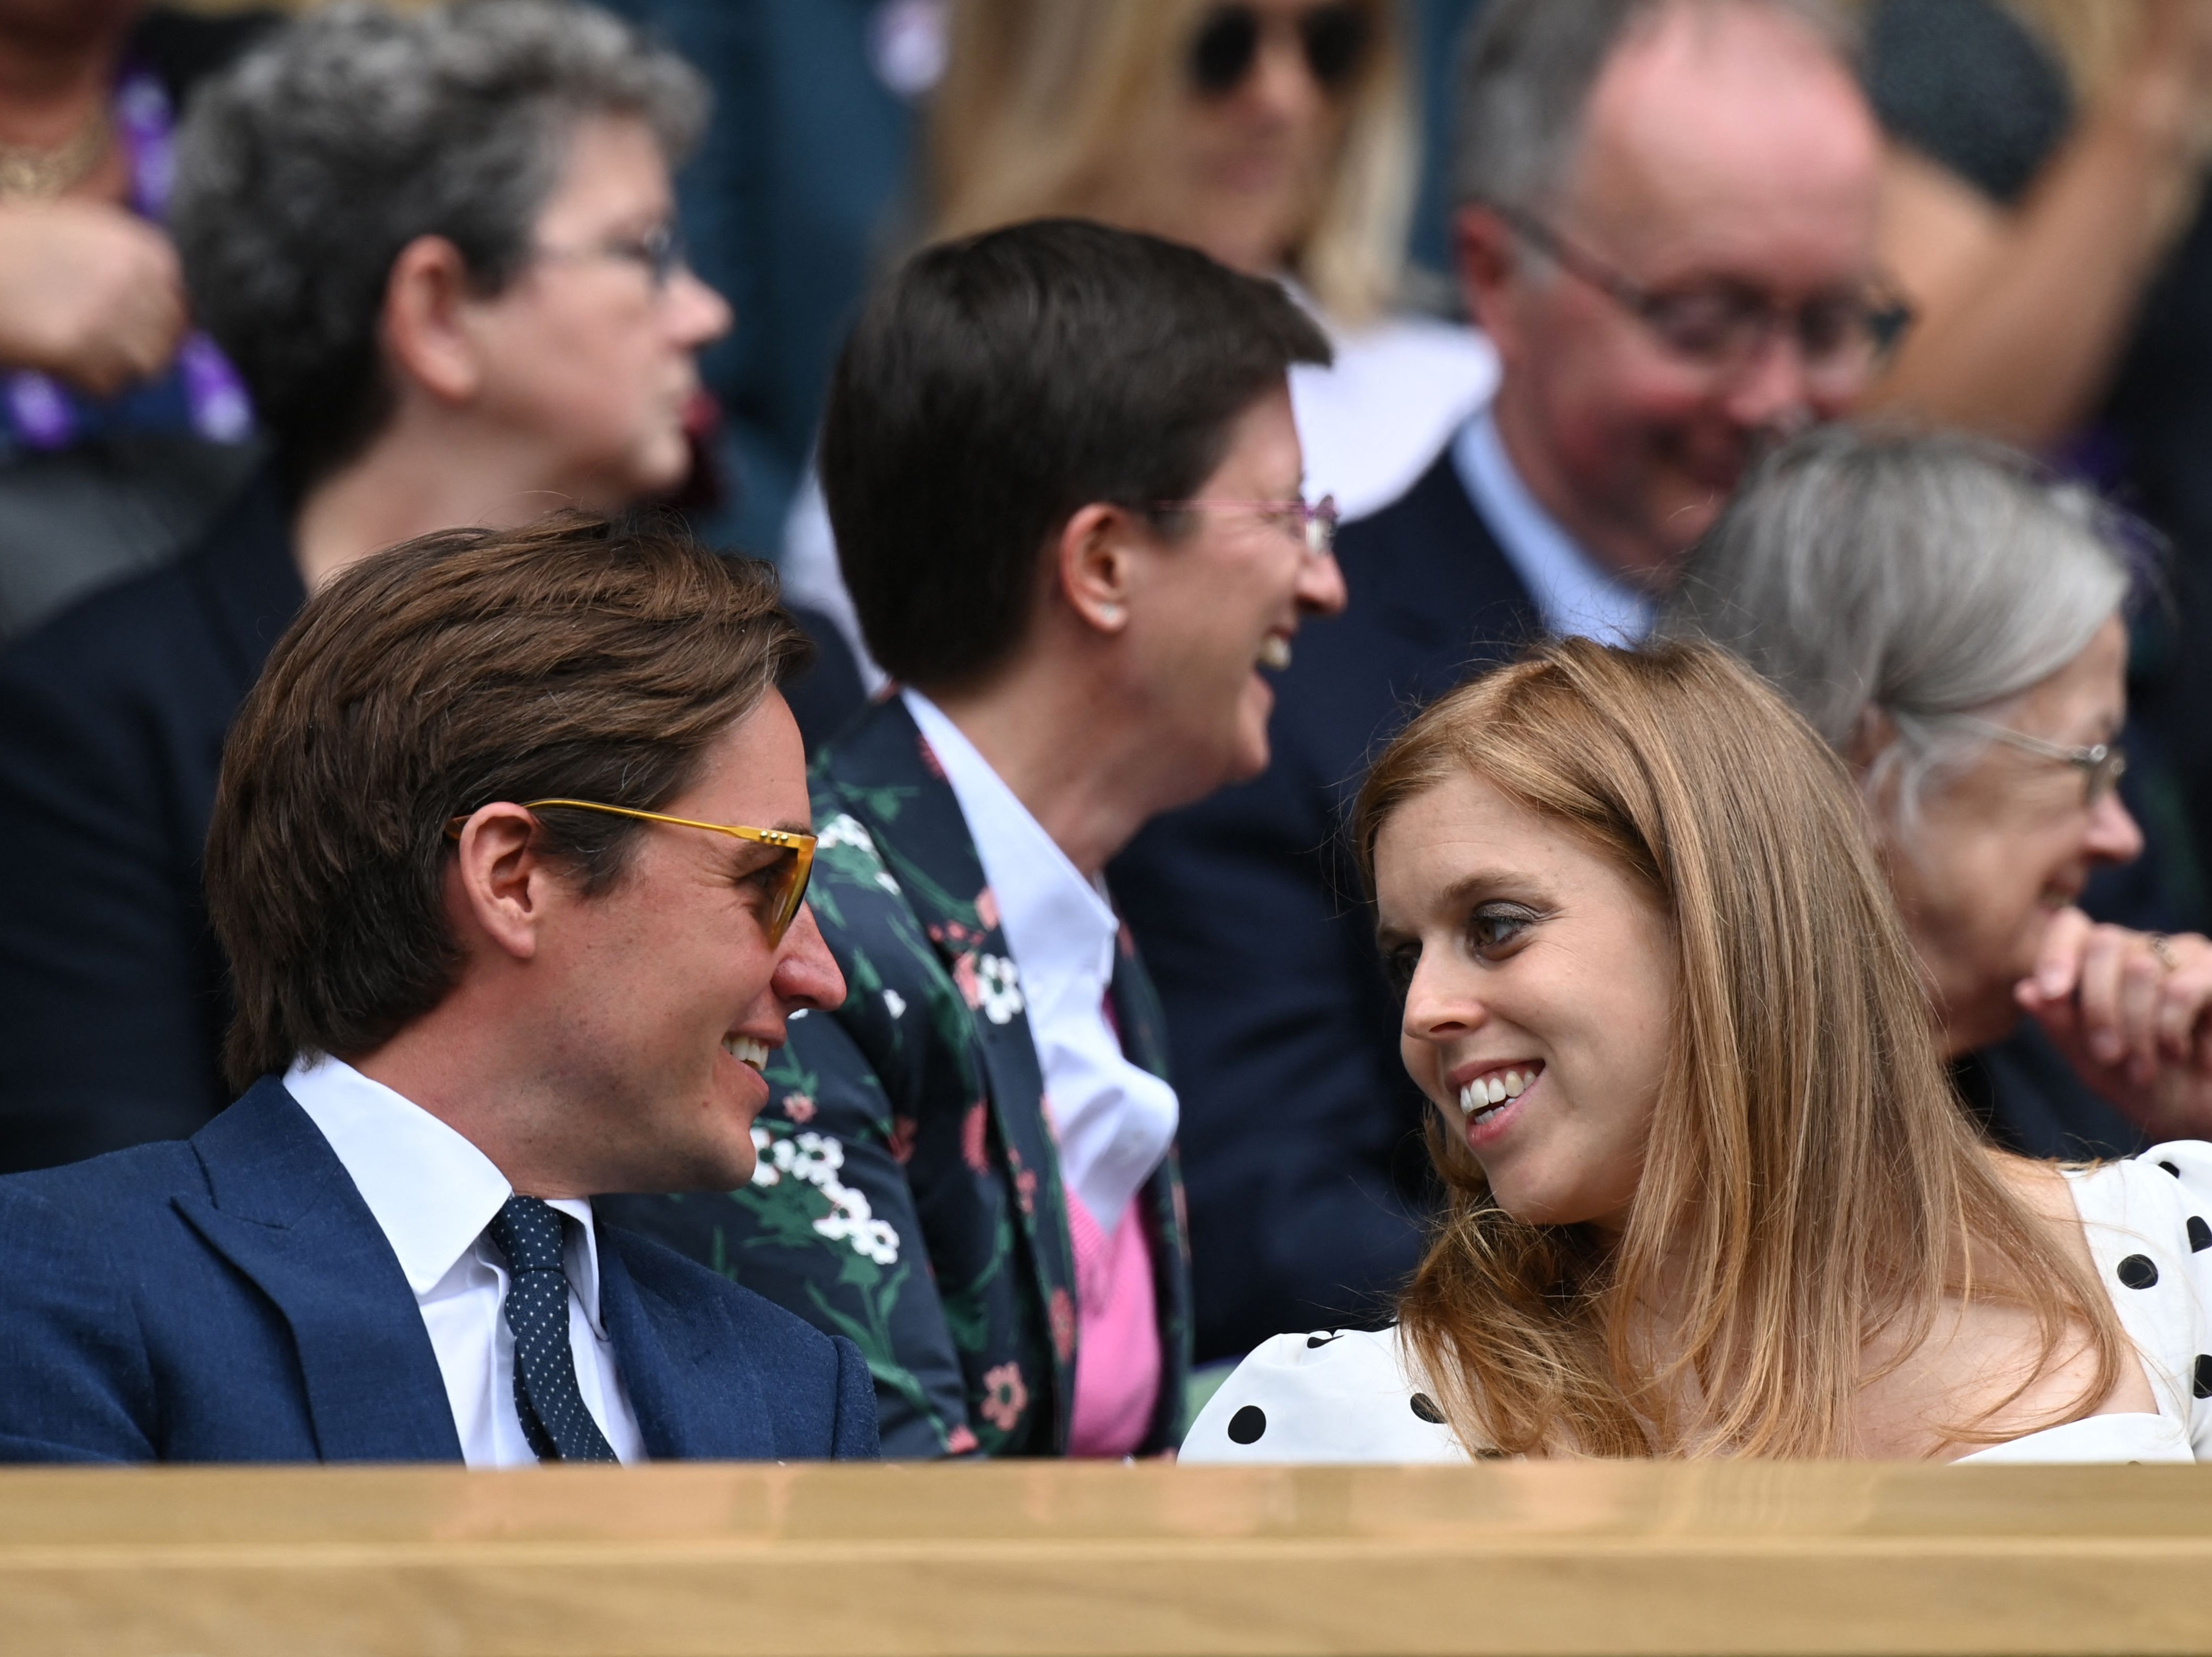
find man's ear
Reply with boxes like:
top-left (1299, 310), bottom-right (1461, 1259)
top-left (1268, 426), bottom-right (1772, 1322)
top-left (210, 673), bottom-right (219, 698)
top-left (381, 234), bottom-right (483, 406)
top-left (1055, 502), bottom-right (1140, 636)
top-left (1454, 204), bottom-right (1526, 359)
top-left (449, 804), bottom-right (558, 963)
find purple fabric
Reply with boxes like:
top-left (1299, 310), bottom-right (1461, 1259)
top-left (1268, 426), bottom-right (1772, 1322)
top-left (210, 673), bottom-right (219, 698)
top-left (2, 64), bottom-right (252, 454)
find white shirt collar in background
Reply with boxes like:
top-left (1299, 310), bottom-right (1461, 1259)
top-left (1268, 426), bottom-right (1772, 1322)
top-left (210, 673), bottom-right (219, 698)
top-left (902, 689), bottom-right (1178, 1235)
top-left (1454, 405), bottom-right (1654, 647)
top-left (284, 1054), bottom-right (646, 1466)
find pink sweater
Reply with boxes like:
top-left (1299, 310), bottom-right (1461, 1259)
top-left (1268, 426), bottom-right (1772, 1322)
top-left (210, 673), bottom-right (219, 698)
top-left (1062, 1183), bottom-right (1160, 1458)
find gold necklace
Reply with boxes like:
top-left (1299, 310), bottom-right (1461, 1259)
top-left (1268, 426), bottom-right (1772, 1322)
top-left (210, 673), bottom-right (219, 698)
top-left (0, 104), bottom-right (113, 200)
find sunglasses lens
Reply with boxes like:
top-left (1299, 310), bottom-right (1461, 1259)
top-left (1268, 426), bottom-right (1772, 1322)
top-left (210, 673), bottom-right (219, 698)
top-left (768, 846), bottom-right (814, 945)
top-left (1301, 4), bottom-right (1369, 88)
top-left (1190, 6), bottom-right (1259, 95)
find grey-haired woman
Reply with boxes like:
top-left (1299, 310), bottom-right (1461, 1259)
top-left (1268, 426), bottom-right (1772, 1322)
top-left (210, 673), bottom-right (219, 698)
top-left (1667, 424), bottom-right (2212, 1155)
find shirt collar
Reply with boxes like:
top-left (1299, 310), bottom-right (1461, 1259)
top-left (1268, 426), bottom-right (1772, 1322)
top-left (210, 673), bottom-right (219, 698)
top-left (1453, 406), bottom-right (1654, 647)
top-left (282, 1054), bottom-right (607, 1333)
top-left (901, 688), bottom-right (1118, 993)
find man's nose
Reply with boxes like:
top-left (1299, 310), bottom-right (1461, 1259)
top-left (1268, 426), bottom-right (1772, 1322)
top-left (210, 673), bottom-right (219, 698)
top-left (1720, 326), bottom-right (1819, 434)
top-left (774, 904), bottom-right (847, 1012)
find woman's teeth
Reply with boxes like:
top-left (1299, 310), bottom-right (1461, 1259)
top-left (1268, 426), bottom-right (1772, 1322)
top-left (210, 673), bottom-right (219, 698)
top-left (723, 1035), bottom-right (770, 1070)
top-left (1258, 635), bottom-right (1292, 670)
top-left (1457, 1068), bottom-right (1533, 1119)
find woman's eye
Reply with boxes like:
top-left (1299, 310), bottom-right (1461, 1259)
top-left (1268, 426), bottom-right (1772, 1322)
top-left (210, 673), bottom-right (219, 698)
top-left (1382, 942), bottom-right (1420, 996)
top-left (1467, 904), bottom-right (1538, 957)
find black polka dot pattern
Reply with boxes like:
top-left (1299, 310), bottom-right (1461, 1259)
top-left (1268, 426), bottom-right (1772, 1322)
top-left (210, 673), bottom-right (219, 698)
top-left (1227, 1405), bottom-right (1267, 1444)
top-left (2161, 1161), bottom-right (2183, 1178)
top-left (2196, 1356), bottom-right (2212, 1402)
top-left (2117, 1254), bottom-right (2160, 1290)
top-left (2190, 1216), bottom-right (2210, 1254)
top-left (485, 1197), bottom-right (618, 1463)
top-left (1410, 1393), bottom-right (1446, 1424)
top-left (1306, 1332), bottom-right (1342, 1349)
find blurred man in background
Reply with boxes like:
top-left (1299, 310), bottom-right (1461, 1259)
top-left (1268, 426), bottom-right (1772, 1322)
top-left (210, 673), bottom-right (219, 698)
top-left (1115, 0), bottom-right (1891, 1363)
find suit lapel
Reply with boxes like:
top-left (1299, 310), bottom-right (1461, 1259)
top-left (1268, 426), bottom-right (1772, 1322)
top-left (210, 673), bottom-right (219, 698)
top-left (816, 699), bottom-right (1080, 1447)
top-left (597, 1230), bottom-right (773, 1460)
top-left (172, 1079), bottom-right (461, 1463)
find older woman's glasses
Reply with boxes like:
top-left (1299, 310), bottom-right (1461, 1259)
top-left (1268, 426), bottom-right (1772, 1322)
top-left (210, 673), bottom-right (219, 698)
top-left (445, 799), bottom-right (816, 945)
top-left (1188, 4), bottom-right (1372, 97)
top-left (1151, 493), bottom-right (1339, 556)
top-left (1488, 201), bottom-right (1914, 393)
top-left (532, 221), bottom-right (690, 291)
top-left (1957, 718), bottom-right (2128, 807)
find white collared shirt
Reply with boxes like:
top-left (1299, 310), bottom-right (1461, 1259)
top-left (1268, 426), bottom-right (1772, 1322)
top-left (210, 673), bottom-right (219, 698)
top-left (284, 1054), bottom-right (648, 1467)
top-left (902, 690), bottom-right (1178, 1235)
top-left (1453, 406), bottom-right (1655, 647)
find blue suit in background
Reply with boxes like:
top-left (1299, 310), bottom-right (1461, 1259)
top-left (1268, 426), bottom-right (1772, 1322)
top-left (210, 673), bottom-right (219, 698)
top-left (1111, 451), bottom-right (1536, 1363)
top-left (0, 1077), bottom-right (880, 1463)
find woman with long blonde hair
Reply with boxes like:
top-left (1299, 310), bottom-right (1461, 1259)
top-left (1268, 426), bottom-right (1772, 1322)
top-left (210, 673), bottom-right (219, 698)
top-left (782, 0), bottom-right (1495, 685)
top-left (1183, 639), bottom-right (2212, 1461)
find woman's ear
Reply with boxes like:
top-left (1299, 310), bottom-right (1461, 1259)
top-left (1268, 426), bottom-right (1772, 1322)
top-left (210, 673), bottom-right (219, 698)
top-left (1056, 502), bottom-right (1139, 635)
top-left (1844, 704), bottom-right (1896, 772)
top-left (381, 233), bottom-right (483, 405)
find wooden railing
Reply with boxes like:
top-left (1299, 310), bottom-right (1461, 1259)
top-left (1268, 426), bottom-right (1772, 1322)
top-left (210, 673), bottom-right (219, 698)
top-left (7, 1460), bottom-right (2212, 1655)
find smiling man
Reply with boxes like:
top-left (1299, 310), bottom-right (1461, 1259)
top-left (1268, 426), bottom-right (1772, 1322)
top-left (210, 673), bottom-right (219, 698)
top-left (0, 514), bottom-right (871, 1464)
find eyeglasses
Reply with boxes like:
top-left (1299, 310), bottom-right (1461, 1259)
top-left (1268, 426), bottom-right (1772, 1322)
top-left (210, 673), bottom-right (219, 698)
top-left (1188, 4), bottom-right (1372, 98)
top-left (1150, 492), bottom-right (1340, 557)
top-left (1956, 718), bottom-right (2128, 807)
top-left (532, 221), bottom-right (690, 291)
top-left (1487, 201), bottom-right (1914, 392)
top-left (445, 799), bottom-right (816, 945)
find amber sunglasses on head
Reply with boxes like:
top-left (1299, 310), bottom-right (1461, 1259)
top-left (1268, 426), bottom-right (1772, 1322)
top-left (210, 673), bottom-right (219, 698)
top-left (444, 798), bottom-right (816, 945)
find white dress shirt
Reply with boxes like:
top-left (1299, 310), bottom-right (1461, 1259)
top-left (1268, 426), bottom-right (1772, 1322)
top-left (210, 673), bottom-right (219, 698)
top-left (902, 690), bottom-right (1179, 1236)
top-left (284, 1054), bottom-right (647, 1467)
top-left (1453, 406), bottom-right (1655, 647)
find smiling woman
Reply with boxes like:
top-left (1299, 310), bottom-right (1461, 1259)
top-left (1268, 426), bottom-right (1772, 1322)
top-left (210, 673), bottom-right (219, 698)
top-left (1183, 638), bottom-right (2212, 1466)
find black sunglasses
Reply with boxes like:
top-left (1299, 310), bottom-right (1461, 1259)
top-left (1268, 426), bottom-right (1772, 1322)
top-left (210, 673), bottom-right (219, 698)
top-left (1188, 4), bottom-right (1372, 98)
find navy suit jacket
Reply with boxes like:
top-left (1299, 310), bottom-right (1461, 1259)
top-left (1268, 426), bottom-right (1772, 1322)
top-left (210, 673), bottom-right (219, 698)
top-left (0, 1077), bottom-right (880, 1463)
top-left (1111, 449), bottom-right (1538, 1361)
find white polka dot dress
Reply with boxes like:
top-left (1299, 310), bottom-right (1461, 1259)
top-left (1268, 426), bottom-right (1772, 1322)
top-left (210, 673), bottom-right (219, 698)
top-left (1182, 1144), bottom-right (2212, 1464)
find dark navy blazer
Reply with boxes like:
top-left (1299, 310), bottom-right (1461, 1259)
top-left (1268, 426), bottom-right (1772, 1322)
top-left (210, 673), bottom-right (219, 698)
top-left (1111, 449), bottom-right (1539, 1361)
top-left (0, 1077), bottom-right (880, 1463)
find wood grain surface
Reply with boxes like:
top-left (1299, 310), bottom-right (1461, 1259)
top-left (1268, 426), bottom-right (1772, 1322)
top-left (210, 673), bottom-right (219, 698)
top-left (5, 1459), bottom-right (2212, 1655)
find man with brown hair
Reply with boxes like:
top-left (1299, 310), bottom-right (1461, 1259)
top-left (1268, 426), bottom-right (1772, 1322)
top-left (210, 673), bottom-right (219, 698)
top-left (0, 513), bottom-right (873, 1464)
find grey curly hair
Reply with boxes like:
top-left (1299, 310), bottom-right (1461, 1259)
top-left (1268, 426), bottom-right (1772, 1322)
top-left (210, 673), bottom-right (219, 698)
top-left (1660, 424), bottom-right (2139, 826)
top-left (172, 0), bottom-right (708, 489)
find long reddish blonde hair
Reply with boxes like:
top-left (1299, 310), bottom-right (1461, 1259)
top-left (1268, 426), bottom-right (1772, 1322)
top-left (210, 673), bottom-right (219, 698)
top-left (1353, 639), bottom-right (2124, 1457)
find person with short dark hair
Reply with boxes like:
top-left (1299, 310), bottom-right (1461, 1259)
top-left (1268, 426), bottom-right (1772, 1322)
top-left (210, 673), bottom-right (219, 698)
top-left (0, 511), bottom-right (870, 1464)
top-left (600, 218), bottom-right (1343, 1457)
top-left (0, 1), bottom-right (744, 1172)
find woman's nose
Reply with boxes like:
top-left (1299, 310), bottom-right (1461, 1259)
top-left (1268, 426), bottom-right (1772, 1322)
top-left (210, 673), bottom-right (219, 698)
top-left (1402, 956), bottom-right (1483, 1045)
top-left (2082, 786), bottom-right (2146, 867)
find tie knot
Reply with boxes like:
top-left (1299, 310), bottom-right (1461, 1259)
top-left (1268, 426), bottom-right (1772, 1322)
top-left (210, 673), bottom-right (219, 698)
top-left (486, 1194), bottom-right (567, 1274)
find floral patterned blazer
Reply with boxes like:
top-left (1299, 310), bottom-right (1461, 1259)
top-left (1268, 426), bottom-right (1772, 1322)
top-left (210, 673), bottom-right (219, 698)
top-left (600, 698), bottom-right (1194, 1457)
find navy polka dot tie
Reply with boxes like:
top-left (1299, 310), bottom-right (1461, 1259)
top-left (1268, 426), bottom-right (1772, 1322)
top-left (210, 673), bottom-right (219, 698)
top-left (484, 1196), bottom-right (619, 1463)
